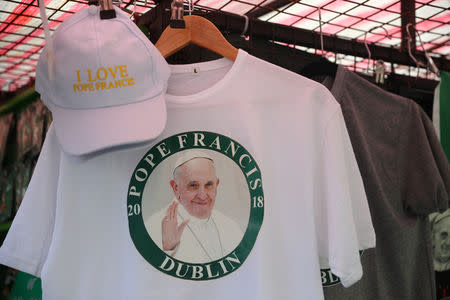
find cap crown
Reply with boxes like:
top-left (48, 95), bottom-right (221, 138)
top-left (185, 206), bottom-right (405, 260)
top-left (36, 6), bottom-right (169, 110)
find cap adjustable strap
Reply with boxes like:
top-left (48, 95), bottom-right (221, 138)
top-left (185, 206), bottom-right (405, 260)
top-left (38, 0), bottom-right (54, 81)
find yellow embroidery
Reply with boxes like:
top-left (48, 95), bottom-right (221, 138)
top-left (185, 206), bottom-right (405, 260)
top-left (73, 65), bottom-right (135, 93)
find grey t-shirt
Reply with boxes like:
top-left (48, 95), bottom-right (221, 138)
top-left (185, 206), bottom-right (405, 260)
top-left (322, 66), bottom-right (450, 300)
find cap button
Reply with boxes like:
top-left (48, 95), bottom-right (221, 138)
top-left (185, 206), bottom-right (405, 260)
top-left (88, 5), bottom-right (97, 15)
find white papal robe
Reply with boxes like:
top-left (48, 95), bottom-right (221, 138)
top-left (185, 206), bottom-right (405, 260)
top-left (145, 201), bottom-right (244, 263)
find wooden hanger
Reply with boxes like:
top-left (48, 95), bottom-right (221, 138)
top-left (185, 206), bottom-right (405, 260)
top-left (155, 15), bottom-right (238, 61)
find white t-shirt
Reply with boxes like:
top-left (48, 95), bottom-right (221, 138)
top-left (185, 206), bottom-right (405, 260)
top-left (0, 50), bottom-right (373, 300)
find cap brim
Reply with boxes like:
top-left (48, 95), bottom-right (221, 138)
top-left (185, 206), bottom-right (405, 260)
top-left (49, 93), bottom-right (166, 156)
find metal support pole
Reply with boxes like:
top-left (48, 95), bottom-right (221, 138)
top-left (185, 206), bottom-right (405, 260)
top-left (400, 0), bottom-right (415, 52)
top-left (137, 5), bottom-right (450, 71)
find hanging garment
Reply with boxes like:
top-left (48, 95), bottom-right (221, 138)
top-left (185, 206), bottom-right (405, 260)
top-left (431, 71), bottom-right (450, 300)
top-left (321, 65), bottom-right (450, 300)
top-left (433, 71), bottom-right (450, 161)
top-left (0, 50), bottom-right (373, 300)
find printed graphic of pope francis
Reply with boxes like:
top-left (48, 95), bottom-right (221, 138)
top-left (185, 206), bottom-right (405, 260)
top-left (430, 209), bottom-right (450, 271)
top-left (146, 150), bottom-right (243, 263)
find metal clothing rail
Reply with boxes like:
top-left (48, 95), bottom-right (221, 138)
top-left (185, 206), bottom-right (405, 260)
top-left (137, 1), bottom-right (450, 72)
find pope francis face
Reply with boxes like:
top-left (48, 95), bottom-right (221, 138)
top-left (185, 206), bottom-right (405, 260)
top-left (433, 217), bottom-right (450, 264)
top-left (170, 157), bottom-right (220, 219)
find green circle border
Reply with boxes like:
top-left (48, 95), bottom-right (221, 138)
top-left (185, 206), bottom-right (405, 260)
top-left (127, 131), bottom-right (264, 280)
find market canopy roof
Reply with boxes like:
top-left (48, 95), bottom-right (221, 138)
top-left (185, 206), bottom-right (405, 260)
top-left (1, 0), bottom-right (449, 92)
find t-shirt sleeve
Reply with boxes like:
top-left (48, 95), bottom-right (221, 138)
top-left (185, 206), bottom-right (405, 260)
top-left (398, 101), bottom-right (450, 216)
top-left (0, 125), bottom-right (60, 277)
top-left (315, 106), bottom-right (370, 288)
top-left (340, 112), bottom-right (376, 251)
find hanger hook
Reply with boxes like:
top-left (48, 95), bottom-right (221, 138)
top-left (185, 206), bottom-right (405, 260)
top-left (406, 23), bottom-right (439, 77)
top-left (363, 25), bottom-right (391, 73)
top-left (406, 23), bottom-right (421, 67)
top-left (111, 0), bottom-right (123, 9)
top-left (318, 6), bottom-right (324, 57)
top-left (406, 23), bottom-right (424, 78)
top-left (241, 15), bottom-right (249, 38)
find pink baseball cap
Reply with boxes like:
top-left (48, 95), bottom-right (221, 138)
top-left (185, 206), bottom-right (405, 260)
top-left (36, 5), bottom-right (170, 155)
